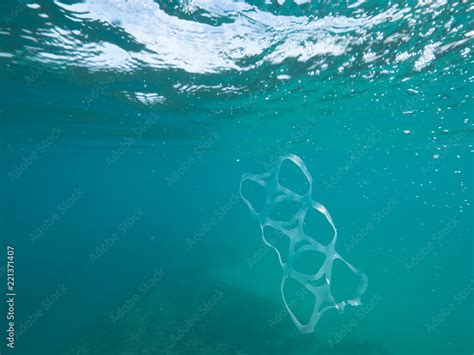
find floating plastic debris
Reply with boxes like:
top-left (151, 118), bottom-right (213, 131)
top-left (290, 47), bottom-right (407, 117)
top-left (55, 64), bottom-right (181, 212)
top-left (240, 154), bottom-right (368, 334)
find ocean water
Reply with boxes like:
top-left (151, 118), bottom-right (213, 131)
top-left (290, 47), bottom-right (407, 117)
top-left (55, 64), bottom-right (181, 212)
top-left (0, 0), bottom-right (473, 354)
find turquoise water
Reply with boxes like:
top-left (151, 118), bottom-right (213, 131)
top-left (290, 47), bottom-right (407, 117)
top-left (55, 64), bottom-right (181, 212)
top-left (0, 0), bottom-right (473, 354)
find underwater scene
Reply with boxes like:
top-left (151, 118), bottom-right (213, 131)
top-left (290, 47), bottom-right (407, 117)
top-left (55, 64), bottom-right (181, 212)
top-left (0, 0), bottom-right (473, 354)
